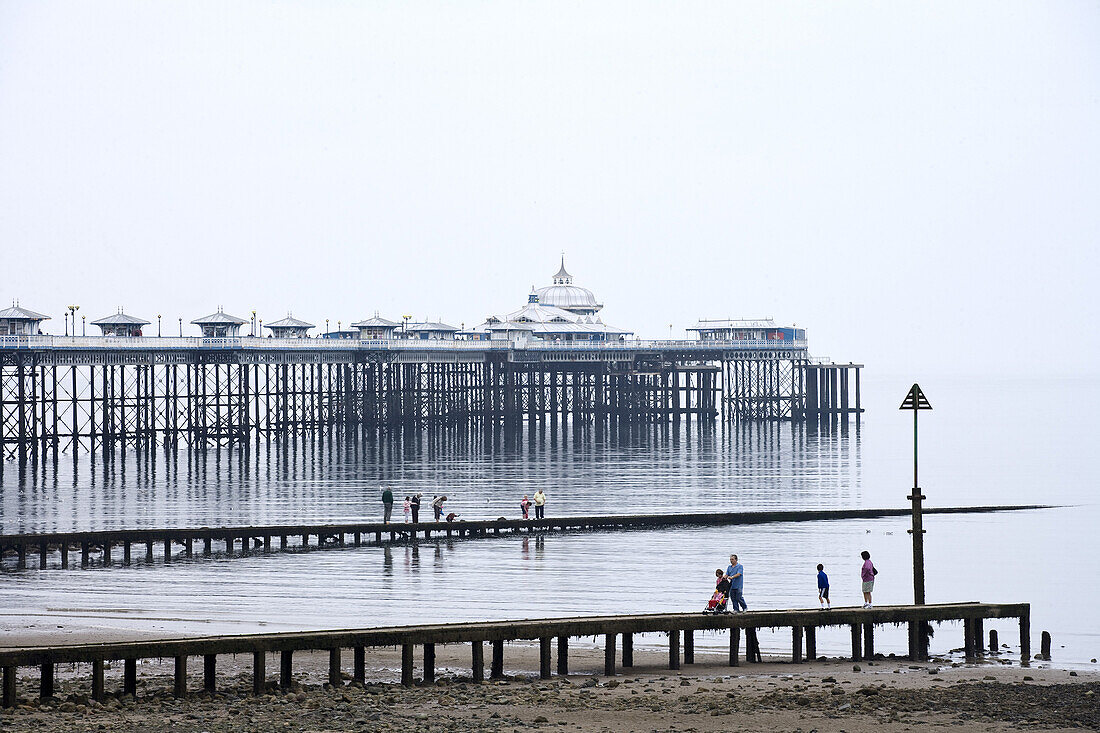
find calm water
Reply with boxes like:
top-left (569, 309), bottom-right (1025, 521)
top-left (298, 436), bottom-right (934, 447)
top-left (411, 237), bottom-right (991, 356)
top-left (2, 374), bottom-right (1097, 665)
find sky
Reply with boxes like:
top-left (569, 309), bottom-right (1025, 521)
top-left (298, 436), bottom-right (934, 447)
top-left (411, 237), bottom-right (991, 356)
top-left (1, 1), bottom-right (1097, 377)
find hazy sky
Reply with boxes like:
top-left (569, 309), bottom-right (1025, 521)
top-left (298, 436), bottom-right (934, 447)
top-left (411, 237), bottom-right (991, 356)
top-left (2, 2), bottom-right (1097, 376)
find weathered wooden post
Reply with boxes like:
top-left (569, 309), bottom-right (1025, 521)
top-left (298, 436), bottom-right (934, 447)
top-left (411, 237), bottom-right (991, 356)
top-left (604, 633), bottom-right (616, 676)
top-left (329, 649), bottom-right (341, 687)
top-left (729, 627), bottom-right (740, 667)
top-left (988, 629), bottom-right (999, 654)
top-left (3, 666), bottom-right (16, 708)
top-left (963, 619), bottom-right (976, 660)
top-left (850, 624), bottom-right (862, 662)
top-left (491, 640), bottom-right (504, 679)
top-left (1019, 612), bottom-right (1031, 663)
top-left (144, 540), bottom-right (153, 562)
top-left (423, 644), bottom-right (435, 684)
top-left (684, 629), bottom-right (694, 665)
top-left (539, 638), bottom-right (552, 679)
top-left (805, 626), bottom-right (817, 661)
top-left (473, 642), bottom-right (485, 682)
top-left (792, 626), bottom-right (803, 663)
top-left (974, 618), bottom-right (984, 654)
top-left (103, 541), bottom-right (111, 566)
top-left (1040, 631), bottom-right (1052, 660)
top-left (91, 660), bottom-right (104, 702)
top-left (60, 543), bottom-right (68, 569)
top-left (204, 537), bottom-right (212, 556)
top-left (863, 623), bottom-right (874, 659)
top-left (81, 541), bottom-right (90, 567)
top-left (622, 633), bottom-right (634, 668)
top-left (354, 647), bottom-right (366, 684)
top-left (173, 656), bottom-right (187, 697)
top-left (203, 654), bottom-right (216, 693)
top-left (252, 652), bottom-right (265, 695)
top-left (184, 538), bottom-right (193, 557)
top-left (401, 644), bottom-right (414, 687)
top-left (668, 629), bottom-right (680, 670)
top-left (123, 541), bottom-right (131, 565)
top-left (556, 637), bottom-right (568, 676)
top-left (280, 651), bottom-right (293, 688)
top-left (39, 542), bottom-right (48, 569)
top-left (16, 544), bottom-right (26, 570)
top-left (123, 659), bottom-right (137, 696)
top-left (163, 538), bottom-right (172, 562)
top-left (39, 662), bottom-right (54, 699)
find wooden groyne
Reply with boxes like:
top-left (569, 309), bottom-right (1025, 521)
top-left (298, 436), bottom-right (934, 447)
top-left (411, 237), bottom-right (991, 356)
top-left (0, 602), bottom-right (1030, 707)
top-left (0, 505), bottom-right (1048, 571)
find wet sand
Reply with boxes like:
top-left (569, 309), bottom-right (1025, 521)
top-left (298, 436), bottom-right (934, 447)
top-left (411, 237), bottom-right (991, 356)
top-left (2, 641), bottom-right (1097, 733)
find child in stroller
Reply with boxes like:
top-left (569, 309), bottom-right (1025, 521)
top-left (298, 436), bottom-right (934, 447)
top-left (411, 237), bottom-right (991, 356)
top-left (704, 568), bottom-right (732, 614)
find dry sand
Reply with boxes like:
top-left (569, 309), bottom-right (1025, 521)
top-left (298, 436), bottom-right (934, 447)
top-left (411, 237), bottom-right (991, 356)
top-left (1, 641), bottom-right (1097, 732)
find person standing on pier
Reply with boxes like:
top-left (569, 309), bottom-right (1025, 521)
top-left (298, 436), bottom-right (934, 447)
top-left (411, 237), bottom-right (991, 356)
top-left (381, 486), bottom-right (394, 524)
top-left (403, 495), bottom-right (411, 523)
top-left (817, 563), bottom-right (831, 610)
top-left (725, 554), bottom-right (747, 612)
top-left (860, 550), bottom-right (876, 608)
top-left (432, 495), bottom-right (447, 521)
top-left (533, 489), bottom-right (547, 519)
top-left (411, 494), bottom-right (421, 524)
top-left (520, 495), bottom-right (531, 519)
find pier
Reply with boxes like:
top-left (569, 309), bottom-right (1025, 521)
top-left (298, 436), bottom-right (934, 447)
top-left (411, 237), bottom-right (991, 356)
top-left (0, 336), bottom-right (861, 460)
top-left (0, 602), bottom-right (1030, 707)
top-left (0, 505), bottom-right (1046, 570)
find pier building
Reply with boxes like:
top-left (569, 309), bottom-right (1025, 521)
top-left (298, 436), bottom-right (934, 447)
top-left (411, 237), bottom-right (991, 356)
top-left (0, 262), bottom-right (861, 460)
top-left (350, 316), bottom-right (400, 340)
top-left (264, 316), bottom-right (314, 339)
top-left (89, 310), bottom-right (149, 337)
top-left (0, 305), bottom-right (48, 336)
top-left (191, 308), bottom-right (247, 338)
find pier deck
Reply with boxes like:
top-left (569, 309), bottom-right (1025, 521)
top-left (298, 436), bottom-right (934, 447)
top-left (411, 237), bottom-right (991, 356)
top-left (0, 602), bottom-right (1030, 706)
top-left (0, 505), bottom-right (1048, 571)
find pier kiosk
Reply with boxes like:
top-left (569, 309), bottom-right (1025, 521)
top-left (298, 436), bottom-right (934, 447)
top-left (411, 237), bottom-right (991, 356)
top-left (191, 308), bottom-right (247, 338)
top-left (0, 305), bottom-right (49, 336)
top-left (264, 316), bottom-right (314, 338)
top-left (90, 310), bottom-right (150, 337)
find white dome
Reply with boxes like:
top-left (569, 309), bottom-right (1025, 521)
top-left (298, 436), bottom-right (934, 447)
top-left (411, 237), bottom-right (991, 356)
top-left (534, 284), bottom-right (601, 313)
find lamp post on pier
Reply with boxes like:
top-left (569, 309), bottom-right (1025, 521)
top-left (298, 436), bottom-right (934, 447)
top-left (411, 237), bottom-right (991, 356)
top-left (900, 383), bottom-right (932, 655)
top-left (157, 314), bottom-right (162, 337)
top-left (81, 315), bottom-right (85, 336)
top-left (65, 304), bottom-right (79, 336)
top-left (178, 318), bottom-right (182, 337)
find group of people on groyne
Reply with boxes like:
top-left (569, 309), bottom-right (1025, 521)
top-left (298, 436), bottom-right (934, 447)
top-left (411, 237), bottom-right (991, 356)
top-left (706, 551), bottom-right (878, 613)
top-left (379, 487), bottom-right (547, 524)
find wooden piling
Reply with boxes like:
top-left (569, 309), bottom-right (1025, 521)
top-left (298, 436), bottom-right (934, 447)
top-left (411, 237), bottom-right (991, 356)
top-left (163, 538), bottom-right (171, 562)
top-left (622, 632), bottom-right (634, 668)
top-left (280, 651), bottom-right (293, 688)
top-left (974, 618), bottom-right (984, 654)
top-left (39, 662), bottom-right (53, 699)
top-left (203, 537), bottom-right (212, 556)
top-left (123, 541), bottom-right (131, 565)
top-left (729, 627), bottom-right (740, 667)
top-left (556, 637), bottom-right (568, 676)
top-left (850, 624), bottom-right (861, 662)
top-left (539, 637), bottom-right (552, 679)
top-left (173, 656), bottom-right (187, 697)
top-left (328, 648), bottom-right (341, 687)
top-left (964, 619), bottom-right (976, 659)
top-left (604, 633), bottom-right (616, 676)
top-left (203, 654), bottom-right (216, 692)
top-left (668, 629), bottom-right (680, 670)
top-left (91, 659), bottom-right (104, 702)
top-left (863, 622), bottom-right (874, 659)
top-left (401, 644), bottom-right (414, 687)
top-left (684, 629), bottom-right (694, 664)
top-left (989, 629), bottom-right (999, 654)
top-left (472, 642), bottom-right (484, 682)
top-left (1040, 631), bottom-right (1051, 660)
top-left (1020, 612), bottom-right (1031, 662)
top-left (252, 652), bottom-right (265, 695)
top-left (422, 644), bottom-right (435, 684)
top-left (353, 647), bottom-right (365, 684)
top-left (81, 542), bottom-right (90, 567)
top-left (805, 626), bottom-right (817, 660)
top-left (60, 544), bottom-right (68, 569)
top-left (38, 542), bottom-right (47, 569)
top-left (124, 658), bottom-right (137, 696)
top-left (792, 626), bottom-right (803, 663)
top-left (490, 640), bottom-right (504, 679)
top-left (3, 666), bottom-right (15, 708)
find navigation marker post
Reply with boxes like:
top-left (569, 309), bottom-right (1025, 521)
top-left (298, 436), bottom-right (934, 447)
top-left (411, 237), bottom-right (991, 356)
top-left (900, 383), bottom-right (932, 656)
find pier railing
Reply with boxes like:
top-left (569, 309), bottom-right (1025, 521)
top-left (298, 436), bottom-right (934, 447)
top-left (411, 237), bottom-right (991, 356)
top-left (0, 602), bottom-right (1031, 706)
top-left (0, 335), bottom-right (808, 353)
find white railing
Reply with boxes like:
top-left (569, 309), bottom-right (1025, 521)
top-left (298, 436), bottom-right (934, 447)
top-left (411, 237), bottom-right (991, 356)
top-left (0, 335), bottom-right (807, 352)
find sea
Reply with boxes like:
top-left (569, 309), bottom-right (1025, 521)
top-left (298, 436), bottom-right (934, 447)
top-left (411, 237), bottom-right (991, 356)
top-left (2, 374), bottom-right (1097, 667)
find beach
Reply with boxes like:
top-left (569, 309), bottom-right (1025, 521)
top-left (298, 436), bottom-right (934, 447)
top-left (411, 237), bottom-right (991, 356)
top-left (2, 642), bottom-right (1097, 733)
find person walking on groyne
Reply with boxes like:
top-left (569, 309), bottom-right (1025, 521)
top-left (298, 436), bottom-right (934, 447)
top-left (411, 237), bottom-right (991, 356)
top-left (860, 550), bottom-right (877, 608)
top-left (520, 495), bottom-right (531, 520)
top-left (432, 495), bottom-right (448, 522)
top-left (381, 486), bottom-right (394, 524)
top-left (725, 554), bottom-right (747, 612)
top-left (403, 495), bottom-right (411, 523)
top-left (533, 489), bottom-right (547, 519)
top-left (411, 494), bottom-right (421, 524)
top-left (817, 563), bottom-right (831, 610)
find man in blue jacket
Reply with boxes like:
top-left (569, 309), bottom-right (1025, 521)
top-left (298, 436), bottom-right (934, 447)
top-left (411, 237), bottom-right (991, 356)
top-left (725, 554), bottom-right (747, 612)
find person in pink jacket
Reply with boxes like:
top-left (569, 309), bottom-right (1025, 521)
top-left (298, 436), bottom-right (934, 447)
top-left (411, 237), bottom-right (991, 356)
top-left (860, 550), bottom-right (877, 608)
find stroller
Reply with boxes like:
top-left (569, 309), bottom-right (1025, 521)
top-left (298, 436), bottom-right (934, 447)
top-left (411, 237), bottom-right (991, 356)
top-left (703, 569), bottom-right (731, 614)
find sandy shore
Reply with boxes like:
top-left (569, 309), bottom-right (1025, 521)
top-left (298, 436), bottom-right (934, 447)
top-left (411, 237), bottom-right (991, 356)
top-left (2, 642), bottom-right (1097, 732)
